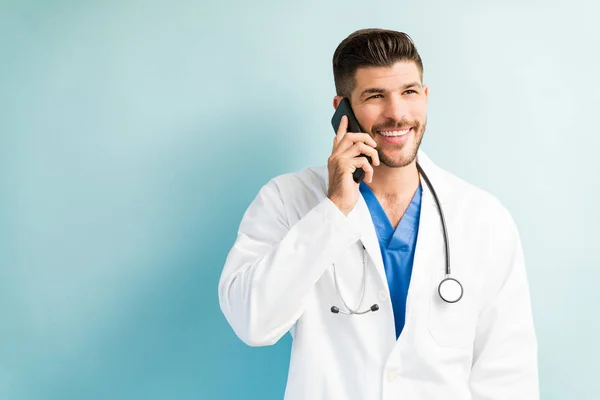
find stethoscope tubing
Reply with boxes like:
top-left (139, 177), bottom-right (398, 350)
top-left (330, 162), bottom-right (462, 315)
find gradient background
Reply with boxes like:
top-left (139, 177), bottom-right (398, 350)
top-left (2, 0), bottom-right (599, 399)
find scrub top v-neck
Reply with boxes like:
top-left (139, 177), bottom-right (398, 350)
top-left (359, 182), bottom-right (423, 339)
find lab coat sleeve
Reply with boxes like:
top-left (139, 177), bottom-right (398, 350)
top-left (218, 178), bottom-right (362, 347)
top-left (469, 209), bottom-right (539, 399)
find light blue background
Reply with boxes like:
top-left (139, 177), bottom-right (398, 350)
top-left (2, 0), bottom-right (599, 399)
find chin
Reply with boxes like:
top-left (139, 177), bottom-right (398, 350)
top-left (379, 147), bottom-right (418, 168)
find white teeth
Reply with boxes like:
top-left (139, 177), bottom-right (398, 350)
top-left (379, 128), bottom-right (411, 137)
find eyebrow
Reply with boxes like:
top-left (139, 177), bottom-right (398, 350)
top-left (359, 82), bottom-right (422, 98)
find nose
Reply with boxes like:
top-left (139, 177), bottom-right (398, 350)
top-left (383, 94), bottom-right (409, 123)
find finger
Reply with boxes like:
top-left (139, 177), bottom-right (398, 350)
top-left (332, 132), bottom-right (377, 158)
top-left (333, 115), bottom-right (348, 149)
top-left (341, 132), bottom-right (377, 149)
top-left (340, 142), bottom-right (380, 166)
top-left (351, 157), bottom-right (374, 183)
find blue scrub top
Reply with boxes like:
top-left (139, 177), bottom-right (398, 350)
top-left (359, 182), bottom-right (422, 340)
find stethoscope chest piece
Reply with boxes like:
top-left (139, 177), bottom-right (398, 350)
top-left (438, 276), bottom-right (463, 303)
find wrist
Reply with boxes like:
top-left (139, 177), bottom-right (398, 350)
top-left (328, 196), bottom-right (351, 216)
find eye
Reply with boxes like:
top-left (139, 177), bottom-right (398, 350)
top-left (404, 90), bottom-right (417, 95)
top-left (366, 94), bottom-right (383, 100)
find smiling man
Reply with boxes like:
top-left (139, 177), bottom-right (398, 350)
top-left (219, 29), bottom-right (539, 400)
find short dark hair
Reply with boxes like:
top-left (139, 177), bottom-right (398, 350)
top-left (332, 29), bottom-right (424, 98)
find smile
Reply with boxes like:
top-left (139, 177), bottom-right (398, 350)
top-left (377, 128), bottom-right (412, 137)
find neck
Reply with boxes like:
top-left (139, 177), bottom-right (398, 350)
top-left (367, 159), bottom-right (420, 201)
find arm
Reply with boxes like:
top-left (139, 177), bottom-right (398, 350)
top-left (469, 210), bottom-right (539, 399)
top-left (218, 178), bottom-right (361, 346)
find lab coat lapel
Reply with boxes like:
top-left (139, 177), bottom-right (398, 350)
top-left (346, 194), bottom-right (388, 287)
top-left (410, 181), bottom-right (444, 294)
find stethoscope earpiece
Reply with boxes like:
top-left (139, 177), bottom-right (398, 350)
top-left (330, 304), bottom-right (379, 315)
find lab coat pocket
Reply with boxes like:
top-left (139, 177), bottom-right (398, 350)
top-left (427, 291), bottom-right (477, 348)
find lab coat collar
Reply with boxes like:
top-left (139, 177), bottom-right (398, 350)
top-left (415, 149), bottom-right (452, 206)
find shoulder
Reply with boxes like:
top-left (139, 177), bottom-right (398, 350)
top-left (435, 165), bottom-right (526, 283)
top-left (261, 165), bottom-right (329, 204)
top-left (268, 165), bottom-right (328, 193)
top-left (449, 170), bottom-right (509, 213)
top-left (431, 160), bottom-right (519, 241)
top-left (247, 165), bottom-right (329, 223)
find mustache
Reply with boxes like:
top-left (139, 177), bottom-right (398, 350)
top-left (371, 119), bottom-right (419, 133)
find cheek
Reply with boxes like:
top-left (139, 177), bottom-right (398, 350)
top-left (409, 102), bottom-right (427, 119)
top-left (357, 108), bottom-right (381, 130)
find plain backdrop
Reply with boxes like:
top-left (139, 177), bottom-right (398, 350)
top-left (1, 0), bottom-right (599, 398)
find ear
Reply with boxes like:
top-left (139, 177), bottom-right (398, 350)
top-left (423, 85), bottom-right (429, 103)
top-left (333, 95), bottom-right (344, 109)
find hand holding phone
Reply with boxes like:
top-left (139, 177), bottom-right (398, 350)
top-left (331, 98), bottom-right (373, 183)
top-left (327, 99), bottom-right (380, 215)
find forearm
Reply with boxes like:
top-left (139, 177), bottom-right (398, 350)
top-left (219, 195), bottom-right (361, 346)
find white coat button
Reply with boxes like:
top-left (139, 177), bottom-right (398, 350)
top-left (378, 291), bottom-right (389, 301)
top-left (387, 371), bottom-right (397, 381)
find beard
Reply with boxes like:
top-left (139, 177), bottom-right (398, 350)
top-left (371, 116), bottom-right (427, 168)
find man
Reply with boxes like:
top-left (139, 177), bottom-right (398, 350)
top-left (218, 29), bottom-right (539, 399)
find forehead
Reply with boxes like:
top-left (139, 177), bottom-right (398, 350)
top-left (353, 61), bottom-right (421, 90)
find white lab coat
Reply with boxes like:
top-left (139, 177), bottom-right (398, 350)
top-left (218, 150), bottom-right (539, 400)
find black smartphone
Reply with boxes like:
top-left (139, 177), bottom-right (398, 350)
top-left (331, 97), bottom-right (372, 183)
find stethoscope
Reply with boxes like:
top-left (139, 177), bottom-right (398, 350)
top-left (330, 162), bottom-right (464, 315)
